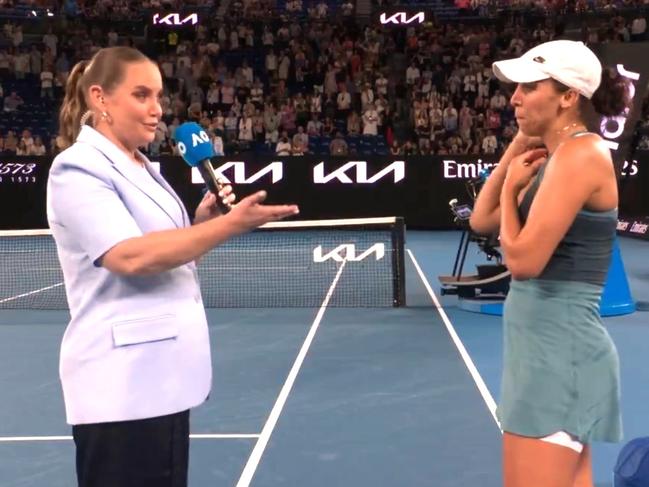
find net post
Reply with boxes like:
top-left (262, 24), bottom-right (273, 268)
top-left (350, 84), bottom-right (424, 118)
top-left (391, 217), bottom-right (406, 307)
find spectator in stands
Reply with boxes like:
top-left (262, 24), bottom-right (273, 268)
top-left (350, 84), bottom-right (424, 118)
top-left (3, 92), bottom-right (23, 112)
top-left (502, 119), bottom-right (518, 143)
top-left (252, 110), bottom-right (264, 142)
top-left (159, 138), bottom-right (173, 155)
top-left (55, 51), bottom-right (70, 88)
top-left (292, 126), bottom-right (308, 153)
top-left (443, 104), bottom-right (459, 133)
top-left (238, 113), bottom-right (253, 142)
top-left (49, 136), bottom-right (60, 156)
top-left (212, 130), bottom-right (224, 156)
top-left (406, 62), bottom-right (420, 86)
top-left (341, 0), bottom-right (354, 17)
top-left (16, 140), bottom-right (29, 156)
top-left (11, 24), bottom-right (23, 48)
top-left (463, 68), bottom-right (478, 99)
top-left (291, 139), bottom-right (304, 155)
top-left (307, 114), bottom-right (322, 136)
top-left (639, 135), bottom-right (649, 150)
top-left (14, 47), bottom-right (29, 80)
top-left (279, 100), bottom-right (296, 133)
top-left (481, 129), bottom-right (498, 154)
top-left (4, 131), bottom-right (17, 154)
top-left (42, 27), bottom-right (58, 58)
top-left (205, 82), bottom-right (219, 112)
top-left (1, 0), bottom-right (646, 159)
top-left (361, 83), bottom-right (375, 111)
top-left (329, 131), bottom-right (349, 156)
top-left (322, 116), bottom-right (335, 137)
top-left (336, 85), bottom-right (352, 120)
top-left (265, 50), bottom-right (278, 80)
top-left (264, 105), bottom-right (280, 145)
top-left (222, 78), bottom-right (236, 110)
top-left (20, 129), bottom-right (33, 149)
top-left (458, 101), bottom-right (473, 140)
top-left (362, 103), bottom-right (379, 135)
top-left (486, 106), bottom-right (502, 131)
top-left (402, 140), bottom-right (418, 155)
top-left (29, 136), bottom-right (47, 156)
top-left (315, 0), bottom-right (328, 19)
top-left (347, 110), bottom-right (361, 136)
top-left (0, 49), bottom-right (10, 80)
top-left (224, 110), bottom-right (238, 141)
top-left (188, 98), bottom-right (202, 121)
top-left (490, 89), bottom-right (508, 111)
top-left (250, 80), bottom-right (264, 108)
top-left (631, 13), bottom-right (647, 41)
top-left (275, 131), bottom-right (292, 155)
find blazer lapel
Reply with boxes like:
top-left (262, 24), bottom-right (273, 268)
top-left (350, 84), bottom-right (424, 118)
top-left (141, 156), bottom-right (191, 228)
top-left (77, 126), bottom-right (187, 228)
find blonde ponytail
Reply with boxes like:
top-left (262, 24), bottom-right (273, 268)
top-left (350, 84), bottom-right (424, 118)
top-left (58, 60), bottom-right (90, 150)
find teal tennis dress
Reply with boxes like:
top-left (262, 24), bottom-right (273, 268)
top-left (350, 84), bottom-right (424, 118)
top-left (497, 146), bottom-right (623, 444)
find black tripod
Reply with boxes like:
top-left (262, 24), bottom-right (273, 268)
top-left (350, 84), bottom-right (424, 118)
top-left (440, 179), bottom-right (510, 299)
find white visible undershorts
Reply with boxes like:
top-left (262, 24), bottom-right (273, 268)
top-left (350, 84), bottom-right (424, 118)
top-left (539, 431), bottom-right (584, 453)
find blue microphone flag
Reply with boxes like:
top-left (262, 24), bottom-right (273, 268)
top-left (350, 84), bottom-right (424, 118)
top-left (174, 122), bottom-right (214, 167)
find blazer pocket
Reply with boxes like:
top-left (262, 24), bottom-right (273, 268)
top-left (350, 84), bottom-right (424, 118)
top-left (112, 314), bottom-right (179, 347)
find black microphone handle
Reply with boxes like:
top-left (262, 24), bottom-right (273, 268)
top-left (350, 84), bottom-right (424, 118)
top-left (197, 159), bottom-right (232, 214)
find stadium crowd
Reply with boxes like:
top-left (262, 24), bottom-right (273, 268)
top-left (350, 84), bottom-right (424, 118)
top-left (0, 0), bottom-right (647, 157)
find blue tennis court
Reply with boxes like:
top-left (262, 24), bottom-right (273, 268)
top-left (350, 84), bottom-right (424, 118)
top-left (0, 230), bottom-right (646, 487)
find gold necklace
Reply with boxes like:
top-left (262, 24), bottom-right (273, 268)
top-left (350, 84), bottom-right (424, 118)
top-left (556, 122), bottom-right (586, 135)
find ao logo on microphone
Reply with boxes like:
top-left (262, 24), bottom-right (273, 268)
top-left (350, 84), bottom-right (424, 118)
top-left (176, 130), bottom-right (210, 157)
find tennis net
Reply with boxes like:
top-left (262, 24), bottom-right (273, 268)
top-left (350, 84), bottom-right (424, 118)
top-left (0, 217), bottom-right (405, 309)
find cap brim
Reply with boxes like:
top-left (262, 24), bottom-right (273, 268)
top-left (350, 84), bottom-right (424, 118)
top-left (492, 58), bottom-right (550, 84)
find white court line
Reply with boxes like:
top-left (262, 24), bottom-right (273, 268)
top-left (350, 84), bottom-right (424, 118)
top-left (0, 433), bottom-right (260, 443)
top-left (407, 249), bottom-right (501, 430)
top-left (0, 282), bottom-right (64, 304)
top-left (236, 260), bottom-right (347, 487)
top-left (190, 434), bottom-right (260, 439)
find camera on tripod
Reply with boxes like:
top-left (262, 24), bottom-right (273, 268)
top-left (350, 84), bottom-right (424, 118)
top-left (438, 170), bottom-right (511, 304)
top-left (449, 198), bottom-right (472, 223)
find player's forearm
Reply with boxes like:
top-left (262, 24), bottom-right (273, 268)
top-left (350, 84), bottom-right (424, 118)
top-left (499, 187), bottom-right (536, 280)
top-left (474, 142), bottom-right (521, 212)
top-left (470, 141), bottom-right (523, 231)
top-left (499, 188), bottom-right (523, 256)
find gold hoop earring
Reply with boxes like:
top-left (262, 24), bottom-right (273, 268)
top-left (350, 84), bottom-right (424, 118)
top-left (79, 110), bottom-right (93, 128)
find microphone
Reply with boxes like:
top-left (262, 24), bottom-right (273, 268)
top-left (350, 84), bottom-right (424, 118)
top-left (174, 122), bottom-right (231, 214)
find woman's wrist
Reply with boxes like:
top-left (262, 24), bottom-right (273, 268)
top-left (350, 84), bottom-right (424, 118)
top-left (507, 138), bottom-right (528, 156)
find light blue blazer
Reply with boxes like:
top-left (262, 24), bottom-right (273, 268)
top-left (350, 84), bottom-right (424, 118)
top-left (46, 126), bottom-right (211, 425)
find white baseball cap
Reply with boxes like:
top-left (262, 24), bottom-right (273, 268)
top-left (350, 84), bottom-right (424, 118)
top-left (492, 40), bottom-right (602, 99)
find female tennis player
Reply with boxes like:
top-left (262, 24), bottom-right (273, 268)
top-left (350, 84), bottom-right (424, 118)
top-left (47, 46), bottom-right (298, 487)
top-left (470, 40), bottom-right (631, 487)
